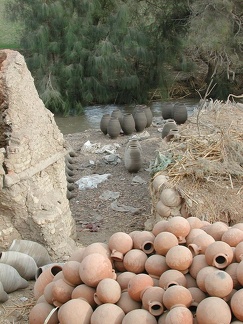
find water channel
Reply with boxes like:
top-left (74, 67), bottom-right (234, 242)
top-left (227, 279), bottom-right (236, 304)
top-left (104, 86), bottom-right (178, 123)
top-left (54, 98), bottom-right (200, 135)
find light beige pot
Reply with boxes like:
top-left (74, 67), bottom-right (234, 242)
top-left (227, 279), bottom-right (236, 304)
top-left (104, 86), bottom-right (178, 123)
top-left (0, 281), bottom-right (8, 303)
top-left (0, 263), bottom-right (28, 293)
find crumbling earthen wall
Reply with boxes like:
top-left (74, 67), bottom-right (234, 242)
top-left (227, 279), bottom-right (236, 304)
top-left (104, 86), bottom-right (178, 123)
top-left (0, 49), bottom-right (77, 259)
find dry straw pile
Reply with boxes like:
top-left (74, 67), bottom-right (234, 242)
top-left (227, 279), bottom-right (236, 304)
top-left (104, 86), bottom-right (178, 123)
top-left (150, 99), bottom-right (243, 225)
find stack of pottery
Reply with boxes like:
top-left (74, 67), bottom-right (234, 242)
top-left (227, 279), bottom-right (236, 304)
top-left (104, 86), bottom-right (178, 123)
top-left (124, 139), bottom-right (143, 173)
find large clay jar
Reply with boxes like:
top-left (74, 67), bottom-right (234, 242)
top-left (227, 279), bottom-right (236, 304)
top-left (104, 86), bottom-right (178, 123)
top-left (94, 278), bottom-right (121, 305)
top-left (161, 120), bottom-right (178, 139)
top-left (230, 288), bottom-right (243, 321)
top-left (107, 117), bottom-right (121, 139)
top-left (116, 271), bottom-right (136, 292)
top-left (0, 263), bottom-right (28, 294)
top-left (124, 140), bottom-right (142, 173)
top-left (91, 303), bottom-right (125, 324)
top-left (196, 296), bottom-right (232, 324)
top-left (189, 254), bottom-right (208, 279)
top-left (144, 106), bottom-right (153, 127)
top-left (154, 231), bottom-right (178, 256)
top-left (162, 103), bottom-right (174, 120)
top-left (132, 231), bottom-right (155, 254)
top-left (127, 273), bottom-right (154, 301)
top-left (0, 251), bottom-right (37, 280)
top-left (165, 245), bottom-right (193, 273)
top-left (62, 260), bottom-right (83, 286)
top-left (134, 107), bottom-right (147, 132)
top-left (100, 114), bottom-right (111, 135)
top-left (165, 306), bottom-right (193, 324)
top-left (116, 291), bottom-right (141, 314)
top-left (108, 232), bottom-right (133, 261)
top-left (145, 254), bottom-right (169, 279)
top-left (188, 233), bottom-right (215, 256)
top-left (29, 301), bottom-right (59, 324)
top-left (196, 266), bottom-right (218, 292)
top-left (221, 228), bottom-right (243, 247)
top-left (204, 270), bottom-right (233, 298)
top-left (51, 278), bottom-right (74, 307)
top-left (79, 253), bottom-right (115, 287)
top-left (122, 309), bottom-right (157, 324)
top-left (172, 103), bottom-right (188, 125)
top-left (203, 221), bottom-right (228, 241)
top-left (159, 269), bottom-right (187, 289)
top-left (205, 241), bottom-right (234, 269)
top-left (71, 284), bottom-right (96, 308)
top-left (123, 249), bottom-right (147, 273)
top-left (166, 216), bottom-right (190, 244)
top-left (34, 264), bottom-right (63, 299)
top-left (162, 285), bottom-right (192, 310)
top-left (58, 298), bottom-right (93, 324)
top-left (121, 113), bottom-right (135, 135)
top-left (141, 286), bottom-right (165, 316)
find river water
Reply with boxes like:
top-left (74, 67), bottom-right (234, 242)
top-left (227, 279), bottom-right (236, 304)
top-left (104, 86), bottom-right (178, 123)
top-left (54, 99), bottom-right (199, 135)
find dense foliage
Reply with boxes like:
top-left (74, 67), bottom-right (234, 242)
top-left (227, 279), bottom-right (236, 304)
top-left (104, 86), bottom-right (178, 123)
top-left (5, 0), bottom-right (243, 114)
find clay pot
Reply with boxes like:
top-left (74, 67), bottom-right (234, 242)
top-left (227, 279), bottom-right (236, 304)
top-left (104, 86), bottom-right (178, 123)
top-left (51, 278), bottom-right (74, 307)
top-left (68, 247), bottom-right (86, 262)
top-left (141, 286), bottom-right (165, 316)
top-left (205, 241), bottom-right (234, 269)
top-left (144, 106), bottom-right (153, 127)
top-left (188, 233), bottom-right (215, 256)
top-left (152, 219), bottom-right (168, 236)
top-left (145, 254), bottom-right (169, 279)
top-left (196, 296), bottom-right (232, 324)
top-left (225, 263), bottom-right (241, 289)
top-left (122, 309), bottom-right (157, 324)
top-left (29, 301), bottom-right (59, 324)
top-left (185, 273), bottom-right (197, 288)
top-left (234, 241), bottom-right (243, 263)
top-left (166, 216), bottom-right (190, 243)
top-left (71, 284), bottom-right (96, 307)
top-left (134, 108), bottom-right (147, 132)
top-left (58, 298), bottom-right (93, 324)
top-left (187, 217), bottom-right (204, 229)
top-left (124, 140), bottom-right (142, 173)
top-left (94, 278), bottom-right (121, 304)
top-left (0, 281), bottom-right (8, 303)
top-left (114, 260), bottom-right (126, 272)
top-left (172, 103), bottom-right (188, 124)
top-left (188, 287), bottom-right (206, 308)
top-left (166, 306), bottom-right (193, 324)
top-left (196, 266), bottom-right (218, 292)
top-left (107, 117), bottom-right (121, 139)
top-left (154, 231), bottom-right (178, 256)
top-left (116, 271), bottom-right (136, 292)
top-left (116, 291), bottom-right (141, 314)
top-left (221, 228), bottom-right (243, 247)
top-left (165, 245), bottom-right (193, 272)
top-left (236, 260), bottom-right (243, 285)
top-left (160, 188), bottom-right (182, 207)
top-left (100, 114), bottom-right (111, 135)
top-left (230, 288), bottom-right (243, 321)
top-left (162, 103), bottom-right (174, 120)
top-left (0, 251), bottom-right (38, 280)
top-left (37, 264), bottom-right (64, 280)
top-left (162, 285), bottom-right (192, 310)
top-left (204, 270), bottom-right (233, 298)
top-left (189, 254), bottom-right (208, 279)
top-left (156, 200), bottom-right (171, 218)
top-left (132, 231), bottom-right (155, 254)
top-left (203, 221), bottom-right (229, 241)
top-left (81, 242), bottom-right (111, 262)
top-left (0, 263), bottom-right (28, 293)
top-left (34, 264), bottom-right (63, 299)
top-left (186, 228), bottom-right (205, 246)
top-left (123, 249), bottom-right (147, 273)
top-left (8, 239), bottom-right (52, 267)
top-left (121, 113), bottom-right (135, 135)
top-left (232, 223), bottom-right (243, 231)
top-left (161, 120), bottom-right (178, 139)
top-left (152, 174), bottom-right (168, 192)
top-left (43, 281), bottom-right (55, 305)
top-left (62, 260), bottom-right (83, 286)
top-left (90, 303), bottom-right (125, 324)
top-left (127, 273), bottom-right (154, 301)
top-left (79, 253), bottom-right (115, 287)
top-left (111, 108), bottom-right (123, 124)
top-left (158, 312), bottom-right (168, 324)
top-left (159, 269), bottom-right (187, 289)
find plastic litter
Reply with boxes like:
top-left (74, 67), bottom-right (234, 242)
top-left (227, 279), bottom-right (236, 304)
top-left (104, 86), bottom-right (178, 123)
top-left (75, 173), bottom-right (111, 190)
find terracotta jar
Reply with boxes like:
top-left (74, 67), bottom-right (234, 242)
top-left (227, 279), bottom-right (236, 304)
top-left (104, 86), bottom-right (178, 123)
top-left (62, 260), bottom-right (83, 286)
top-left (185, 273), bottom-right (197, 288)
top-left (162, 285), bottom-right (192, 310)
top-left (186, 228), bottom-right (205, 246)
top-left (154, 231), bottom-right (178, 256)
top-left (124, 140), bottom-right (143, 173)
top-left (161, 120), bottom-right (178, 139)
top-left (159, 269), bottom-right (187, 289)
top-left (108, 232), bottom-right (133, 261)
top-left (188, 232), bottom-right (215, 256)
top-left (196, 296), bottom-right (232, 324)
top-left (121, 113), bottom-right (135, 135)
top-left (90, 303), bottom-right (125, 324)
top-left (203, 221), bottom-right (228, 241)
top-left (29, 301), bottom-right (59, 324)
top-left (132, 231), bottom-right (155, 254)
top-left (165, 306), bottom-right (193, 324)
top-left (81, 242), bottom-right (111, 262)
top-left (221, 228), bottom-right (243, 247)
top-left (188, 287), bottom-right (206, 308)
top-left (186, 216), bottom-right (204, 230)
top-left (107, 117), bottom-right (121, 139)
top-left (232, 222), bottom-right (243, 231)
top-left (230, 288), bottom-right (243, 321)
top-left (123, 249), bottom-right (148, 273)
top-left (165, 245), bottom-right (193, 272)
top-left (100, 114), bottom-right (111, 135)
top-left (43, 281), bottom-right (55, 305)
top-left (205, 241), bottom-right (234, 269)
top-left (204, 270), bottom-right (233, 298)
top-left (141, 286), bottom-right (165, 316)
top-left (145, 254), bottom-right (169, 279)
top-left (152, 174), bottom-right (168, 192)
top-left (116, 271), bottom-right (136, 292)
top-left (189, 254), bottom-right (208, 279)
top-left (158, 312), bottom-right (168, 324)
top-left (236, 260), bottom-right (243, 286)
top-left (134, 107), bottom-right (147, 132)
top-left (127, 273), bottom-right (154, 301)
top-left (116, 291), bottom-right (141, 314)
top-left (235, 241), bottom-right (243, 263)
top-left (51, 278), bottom-right (74, 307)
top-left (113, 260), bottom-right (126, 272)
top-left (156, 200), bottom-right (171, 218)
top-left (172, 103), bottom-right (188, 124)
top-left (71, 284), bottom-right (96, 308)
top-left (196, 266), bottom-right (218, 292)
top-left (79, 253), bottom-right (115, 287)
top-left (225, 263), bottom-right (241, 289)
top-left (166, 216), bottom-right (190, 243)
top-left (152, 219), bottom-right (168, 236)
top-left (94, 278), bottom-right (121, 305)
top-left (58, 298), bottom-right (93, 324)
top-left (122, 309), bottom-right (157, 324)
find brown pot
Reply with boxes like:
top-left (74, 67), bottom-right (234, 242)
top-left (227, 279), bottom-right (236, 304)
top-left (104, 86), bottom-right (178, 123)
top-left (162, 285), bottom-right (192, 310)
top-left (159, 269), bottom-right (187, 289)
top-left (225, 263), bottom-right (241, 289)
top-left (188, 287), bottom-right (206, 308)
top-left (90, 303), bottom-right (125, 324)
top-left (204, 270), bottom-right (233, 298)
top-left (187, 216), bottom-right (204, 229)
top-left (166, 306), bottom-right (193, 324)
top-left (108, 232), bottom-right (133, 261)
top-left (29, 301), bottom-right (58, 324)
top-left (94, 278), bottom-right (121, 304)
top-left (230, 288), bottom-right (243, 321)
top-left (196, 266), bottom-right (218, 292)
top-left (123, 249), bottom-right (148, 274)
top-left (51, 278), bottom-right (74, 307)
top-left (145, 254), bottom-right (169, 279)
top-left (81, 242), bottom-right (111, 262)
top-left (235, 241), bottom-right (243, 263)
top-left (67, 247), bottom-right (86, 262)
top-left (166, 216), bottom-right (190, 244)
top-left (62, 260), bottom-right (83, 286)
top-left (71, 284), bottom-right (96, 308)
top-left (141, 286), bottom-right (165, 316)
top-left (189, 254), bottom-right (208, 279)
top-left (203, 221), bottom-right (229, 241)
top-left (152, 219), bottom-right (168, 236)
top-left (116, 291), bottom-right (141, 314)
top-left (154, 231), bottom-right (178, 256)
top-left (58, 298), bottom-right (93, 324)
top-left (186, 228), bottom-right (205, 246)
top-left (205, 241), bottom-right (234, 269)
top-left (132, 231), bottom-right (155, 255)
top-left (122, 309), bottom-right (157, 324)
top-left (165, 245), bottom-right (193, 273)
top-left (221, 228), bottom-right (243, 247)
top-left (188, 233), bottom-right (215, 256)
top-left (116, 271), bottom-right (136, 292)
top-left (127, 273), bottom-right (154, 302)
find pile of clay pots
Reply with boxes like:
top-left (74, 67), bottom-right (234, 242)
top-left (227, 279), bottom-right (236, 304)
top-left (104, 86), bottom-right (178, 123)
top-left (29, 210), bottom-right (243, 324)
